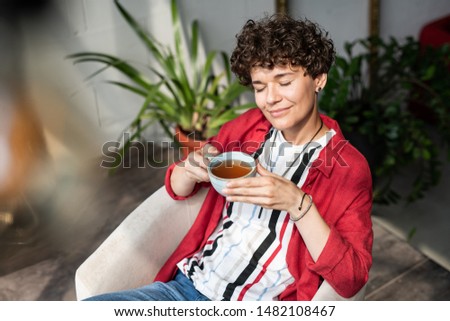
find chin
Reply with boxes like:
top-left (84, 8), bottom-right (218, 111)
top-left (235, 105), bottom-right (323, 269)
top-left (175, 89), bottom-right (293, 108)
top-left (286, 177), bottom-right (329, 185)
top-left (267, 118), bottom-right (292, 132)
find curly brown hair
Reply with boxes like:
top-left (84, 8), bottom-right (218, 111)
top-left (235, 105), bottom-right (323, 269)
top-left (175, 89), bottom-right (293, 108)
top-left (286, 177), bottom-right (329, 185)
top-left (230, 14), bottom-right (335, 87)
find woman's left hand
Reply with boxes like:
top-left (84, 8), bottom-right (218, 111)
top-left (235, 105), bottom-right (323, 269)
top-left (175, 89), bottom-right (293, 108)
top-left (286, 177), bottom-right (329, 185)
top-left (222, 162), bottom-right (302, 213)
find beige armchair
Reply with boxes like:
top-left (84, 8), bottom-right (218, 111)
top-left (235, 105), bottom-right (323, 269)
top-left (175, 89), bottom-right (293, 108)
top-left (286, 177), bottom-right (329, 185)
top-left (75, 186), bottom-right (366, 301)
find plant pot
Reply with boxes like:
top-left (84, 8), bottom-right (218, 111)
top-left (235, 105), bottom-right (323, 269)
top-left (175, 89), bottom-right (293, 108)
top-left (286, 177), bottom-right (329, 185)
top-left (174, 126), bottom-right (207, 159)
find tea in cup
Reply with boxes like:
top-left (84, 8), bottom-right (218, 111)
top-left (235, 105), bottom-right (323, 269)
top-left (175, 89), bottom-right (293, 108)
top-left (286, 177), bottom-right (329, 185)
top-left (207, 151), bottom-right (256, 196)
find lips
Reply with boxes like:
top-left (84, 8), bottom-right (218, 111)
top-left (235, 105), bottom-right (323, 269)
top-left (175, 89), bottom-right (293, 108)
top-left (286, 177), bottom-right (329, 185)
top-left (268, 107), bottom-right (290, 118)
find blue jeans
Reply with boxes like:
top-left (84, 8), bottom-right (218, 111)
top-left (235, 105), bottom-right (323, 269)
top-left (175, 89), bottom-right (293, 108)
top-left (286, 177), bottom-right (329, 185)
top-left (84, 270), bottom-right (210, 301)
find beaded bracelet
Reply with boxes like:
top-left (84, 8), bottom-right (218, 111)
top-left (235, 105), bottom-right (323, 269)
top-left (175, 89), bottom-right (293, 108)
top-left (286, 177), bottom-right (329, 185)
top-left (290, 193), bottom-right (313, 222)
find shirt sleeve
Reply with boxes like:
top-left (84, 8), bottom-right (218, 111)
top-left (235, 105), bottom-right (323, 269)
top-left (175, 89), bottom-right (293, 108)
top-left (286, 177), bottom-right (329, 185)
top-left (164, 160), bottom-right (208, 200)
top-left (305, 161), bottom-right (373, 298)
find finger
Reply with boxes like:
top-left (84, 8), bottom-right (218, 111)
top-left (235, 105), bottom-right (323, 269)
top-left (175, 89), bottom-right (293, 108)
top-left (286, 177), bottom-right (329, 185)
top-left (184, 162), bottom-right (210, 182)
top-left (201, 143), bottom-right (220, 161)
top-left (226, 195), bottom-right (279, 209)
top-left (256, 163), bottom-right (292, 185)
top-left (256, 162), bottom-right (271, 176)
top-left (186, 150), bottom-right (209, 169)
top-left (226, 174), bottom-right (278, 188)
top-left (186, 170), bottom-right (210, 183)
top-left (223, 183), bottom-right (274, 197)
top-left (225, 176), bottom-right (265, 189)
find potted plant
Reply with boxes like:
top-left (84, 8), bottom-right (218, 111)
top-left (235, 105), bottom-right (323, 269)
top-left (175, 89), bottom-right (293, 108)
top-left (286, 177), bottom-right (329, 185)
top-left (320, 36), bottom-right (450, 204)
top-left (68, 0), bottom-right (252, 163)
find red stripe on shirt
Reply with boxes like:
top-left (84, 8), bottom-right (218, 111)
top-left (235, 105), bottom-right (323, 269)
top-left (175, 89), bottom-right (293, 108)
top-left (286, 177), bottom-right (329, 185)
top-left (236, 214), bottom-right (291, 300)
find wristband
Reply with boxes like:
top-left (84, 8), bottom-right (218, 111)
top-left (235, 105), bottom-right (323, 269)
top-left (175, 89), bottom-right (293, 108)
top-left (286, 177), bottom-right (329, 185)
top-left (290, 193), bottom-right (313, 222)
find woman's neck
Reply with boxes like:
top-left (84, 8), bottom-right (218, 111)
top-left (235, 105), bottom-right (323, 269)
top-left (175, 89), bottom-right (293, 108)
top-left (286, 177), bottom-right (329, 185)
top-left (282, 114), bottom-right (328, 146)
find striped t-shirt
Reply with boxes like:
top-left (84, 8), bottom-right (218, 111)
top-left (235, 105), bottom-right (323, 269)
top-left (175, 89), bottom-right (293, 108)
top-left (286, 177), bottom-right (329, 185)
top-left (177, 129), bottom-right (335, 300)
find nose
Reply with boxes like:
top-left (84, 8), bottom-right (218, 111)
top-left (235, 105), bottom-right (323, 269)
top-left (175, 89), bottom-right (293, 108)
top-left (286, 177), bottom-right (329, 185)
top-left (266, 84), bottom-right (281, 105)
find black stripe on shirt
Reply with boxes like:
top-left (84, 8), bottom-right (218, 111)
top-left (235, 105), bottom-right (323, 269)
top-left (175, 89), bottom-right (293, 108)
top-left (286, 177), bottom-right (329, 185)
top-left (221, 209), bottom-right (281, 300)
top-left (290, 148), bottom-right (317, 185)
top-left (252, 128), bottom-right (274, 160)
top-left (220, 148), bottom-right (317, 300)
top-left (186, 212), bottom-right (235, 276)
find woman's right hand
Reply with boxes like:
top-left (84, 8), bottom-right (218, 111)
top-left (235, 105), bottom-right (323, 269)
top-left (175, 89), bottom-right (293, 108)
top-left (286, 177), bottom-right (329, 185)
top-left (170, 144), bottom-right (219, 196)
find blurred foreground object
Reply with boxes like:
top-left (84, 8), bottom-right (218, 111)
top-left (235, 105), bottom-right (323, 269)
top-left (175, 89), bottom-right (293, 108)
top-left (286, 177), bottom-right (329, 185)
top-left (0, 94), bottom-right (48, 244)
top-left (0, 96), bottom-right (46, 200)
top-left (0, 0), bottom-right (51, 243)
top-left (0, 0), bottom-right (106, 280)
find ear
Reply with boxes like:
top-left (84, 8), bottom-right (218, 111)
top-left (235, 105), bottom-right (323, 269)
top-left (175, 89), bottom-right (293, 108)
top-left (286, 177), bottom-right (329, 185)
top-left (315, 73), bottom-right (328, 93)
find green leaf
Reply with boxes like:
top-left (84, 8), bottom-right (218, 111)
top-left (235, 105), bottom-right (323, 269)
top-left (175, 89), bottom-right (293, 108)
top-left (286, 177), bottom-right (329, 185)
top-left (422, 149), bottom-right (431, 160)
top-left (207, 109), bottom-right (237, 129)
top-left (221, 51), bottom-right (232, 84)
top-left (385, 155), bottom-right (396, 166)
top-left (422, 65), bottom-right (436, 81)
top-left (68, 52), bottom-right (152, 90)
top-left (344, 41), bottom-right (354, 57)
top-left (106, 81), bottom-right (148, 97)
top-left (196, 51), bottom-right (218, 100)
top-left (346, 115), bottom-right (359, 124)
top-left (171, 0), bottom-right (183, 63)
top-left (335, 56), bottom-right (348, 71)
top-left (190, 20), bottom-right (199, 84)
top-left (348, 56), bottom-right (362, 76)
top-left (407, 227), bottom-right (417, 242)
top-left (114, 0), bottom-right (166, 67)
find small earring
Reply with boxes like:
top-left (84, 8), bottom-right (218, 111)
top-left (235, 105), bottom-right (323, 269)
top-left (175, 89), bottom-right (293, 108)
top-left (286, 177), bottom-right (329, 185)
top-left (316, 87), bottom-right (321, 93)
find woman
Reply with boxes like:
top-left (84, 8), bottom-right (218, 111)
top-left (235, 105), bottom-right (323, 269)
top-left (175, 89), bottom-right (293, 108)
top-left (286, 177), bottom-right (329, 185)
top-left (87, 13), bottom-right (373, 301)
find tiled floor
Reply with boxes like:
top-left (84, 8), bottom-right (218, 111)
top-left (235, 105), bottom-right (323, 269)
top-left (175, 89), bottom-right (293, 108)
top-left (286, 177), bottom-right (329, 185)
top-left (1, 149), bottom-right (449, 301)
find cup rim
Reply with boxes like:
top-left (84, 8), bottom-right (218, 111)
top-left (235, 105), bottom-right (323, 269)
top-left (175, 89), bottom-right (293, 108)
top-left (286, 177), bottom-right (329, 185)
top-left (207, 151), bottom-right (256, 181)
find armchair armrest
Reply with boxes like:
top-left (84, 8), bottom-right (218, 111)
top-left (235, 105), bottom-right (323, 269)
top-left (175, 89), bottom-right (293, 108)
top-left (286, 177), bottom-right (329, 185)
top-left (312, 280), bottom-right (366, 301)
top-left (75, 186), bottom-right (207, 300)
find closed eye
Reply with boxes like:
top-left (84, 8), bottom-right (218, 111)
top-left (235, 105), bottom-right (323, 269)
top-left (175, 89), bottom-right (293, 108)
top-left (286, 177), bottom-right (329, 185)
top-left (280, 82), bottom-right (291, 87)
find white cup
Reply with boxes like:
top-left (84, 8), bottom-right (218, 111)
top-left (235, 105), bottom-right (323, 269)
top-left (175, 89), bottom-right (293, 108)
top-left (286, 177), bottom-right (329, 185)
top-left (207, 151), bottom-right (256, 196)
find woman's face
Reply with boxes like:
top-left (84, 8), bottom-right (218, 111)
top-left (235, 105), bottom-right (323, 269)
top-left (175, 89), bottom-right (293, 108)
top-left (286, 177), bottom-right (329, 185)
top-left (250, 65), bottom-right (326, 145)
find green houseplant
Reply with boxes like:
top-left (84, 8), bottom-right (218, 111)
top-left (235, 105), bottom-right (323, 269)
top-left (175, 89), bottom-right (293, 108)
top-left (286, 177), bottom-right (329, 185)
top-left (68, 0), bottom-right (252, 161)
top-left (320, 36), bottom-right (450, 204)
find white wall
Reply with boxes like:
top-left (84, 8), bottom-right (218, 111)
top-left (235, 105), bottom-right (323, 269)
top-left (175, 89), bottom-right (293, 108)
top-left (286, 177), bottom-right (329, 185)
top-left (17, 0), bottom-right (450, 159)
top-left (379, 0), bottom-right (450, 40)
top-left (19, 0), bottom-right (275, 160)
top-left (289, 0), bottom-right (450, 55)
top-left (288, 0), bottom-right (370, 56)
top-left (178, 0), bottom-right (274, 54)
